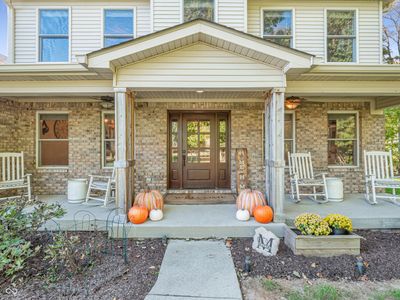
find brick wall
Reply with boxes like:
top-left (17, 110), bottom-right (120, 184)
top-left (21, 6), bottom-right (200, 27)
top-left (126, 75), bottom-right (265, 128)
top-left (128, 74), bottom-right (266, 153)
top-left (134, 102), bottom-right (266, 194)
top-left (0, 98), bottom-right (110, 195)
top-left (292, 101), bottom-right (385, 193)
top-left (0, 98), bottom-right (385, 196)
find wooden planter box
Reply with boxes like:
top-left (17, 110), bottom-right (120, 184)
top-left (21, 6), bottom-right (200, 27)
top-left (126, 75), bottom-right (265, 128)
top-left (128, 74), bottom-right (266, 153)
top-left (284, 227), bottom-right (361, 257)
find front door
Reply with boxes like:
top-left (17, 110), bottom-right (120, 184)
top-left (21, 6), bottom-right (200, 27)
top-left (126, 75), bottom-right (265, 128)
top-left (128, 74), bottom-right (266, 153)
top-left (168, 112), bottom-right (230, 189)
top-left (182, 113), bottom-right (215, 188)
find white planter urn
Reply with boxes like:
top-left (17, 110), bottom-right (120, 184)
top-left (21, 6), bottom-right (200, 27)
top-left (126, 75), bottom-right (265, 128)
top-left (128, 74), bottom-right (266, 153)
top-left (236, 209), bottom-right (250, 221)
top-left (149, 209), bottom-right (163, 221)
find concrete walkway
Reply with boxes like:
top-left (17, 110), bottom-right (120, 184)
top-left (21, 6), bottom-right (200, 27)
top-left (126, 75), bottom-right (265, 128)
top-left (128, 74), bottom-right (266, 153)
top-left (145, 240), bottom-right (242, 300)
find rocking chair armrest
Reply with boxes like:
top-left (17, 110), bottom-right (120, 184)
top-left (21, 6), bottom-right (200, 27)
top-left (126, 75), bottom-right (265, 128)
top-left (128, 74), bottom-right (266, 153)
top-left (88, 175), bottom-right (112, 180)
top-left (24, 174), bottom-right (32, 177)
top-left (314, 173), bottom-right (328, 179)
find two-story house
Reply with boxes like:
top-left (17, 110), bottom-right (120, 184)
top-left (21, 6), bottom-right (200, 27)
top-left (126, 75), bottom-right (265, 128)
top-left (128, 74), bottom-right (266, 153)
top-left (1, 0), bottom-right (400, 219)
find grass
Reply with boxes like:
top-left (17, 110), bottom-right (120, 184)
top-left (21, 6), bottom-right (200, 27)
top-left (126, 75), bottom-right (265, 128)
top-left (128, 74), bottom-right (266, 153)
top-left (372, 289), bottom-right (400, 300)
top-left (286, 284), bottom-right (343, 300)
top-left (385, 188), bottom-right (400, 195)
top-left (262, 278), bottom-right (281, 291)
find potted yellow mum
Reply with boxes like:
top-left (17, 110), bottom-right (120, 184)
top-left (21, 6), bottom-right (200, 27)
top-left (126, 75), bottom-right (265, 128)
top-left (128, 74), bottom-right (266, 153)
top-left (324, 214), bottom-right (353, 235)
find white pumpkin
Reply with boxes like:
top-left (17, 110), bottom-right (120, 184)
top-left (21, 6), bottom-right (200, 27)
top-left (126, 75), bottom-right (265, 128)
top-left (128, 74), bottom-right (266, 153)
top-left (149, 209), bottom-right (163, 221)
top-left (236, 209), bottom-right (250, 222)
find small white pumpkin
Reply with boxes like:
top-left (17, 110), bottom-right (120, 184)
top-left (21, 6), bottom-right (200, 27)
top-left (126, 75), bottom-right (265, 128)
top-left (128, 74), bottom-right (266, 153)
top-left (149, 209), bottom-right (163, 221)
top-left (236, 209), bottom-right (250, 222)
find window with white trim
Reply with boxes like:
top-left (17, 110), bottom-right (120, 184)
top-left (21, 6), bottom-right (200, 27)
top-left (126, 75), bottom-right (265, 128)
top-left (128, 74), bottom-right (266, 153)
top-left (104, 9), bottom-right (134, 47)
top-left (326, 10), bottom-right (357, 62)
top-left (183, 0), bottom-right (215, 22)
top-left (262, 112), bottom-right (295, 165)
top-left (102, 112), bottom-right (116, 168)
top-left (284, 112), bottom-right (295, 163)
top-left (327, 112), bottom-right (358, 166)
top-left (37, 113), bottom-right (69, 167)
top-left (39, 9), bottom-right (69, 62)
top-left (262, 10), bottom-right (293, 47)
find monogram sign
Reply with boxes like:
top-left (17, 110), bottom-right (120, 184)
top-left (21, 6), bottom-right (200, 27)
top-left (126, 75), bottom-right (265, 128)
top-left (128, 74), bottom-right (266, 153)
top-left (252, 227), bottom-right (280, 256)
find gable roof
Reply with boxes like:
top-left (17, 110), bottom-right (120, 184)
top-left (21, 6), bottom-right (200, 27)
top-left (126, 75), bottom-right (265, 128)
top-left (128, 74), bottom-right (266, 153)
top-left (85, 19), bottom-right (314, 72)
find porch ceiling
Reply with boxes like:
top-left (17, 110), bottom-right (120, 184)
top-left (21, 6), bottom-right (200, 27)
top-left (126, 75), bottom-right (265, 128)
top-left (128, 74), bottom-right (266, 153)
top-left (287, 64), bottom-right (400, 81)
top-left (134, 90), bottom-right (266, 101)
top-left (86, 19), bottom-right (314, 71)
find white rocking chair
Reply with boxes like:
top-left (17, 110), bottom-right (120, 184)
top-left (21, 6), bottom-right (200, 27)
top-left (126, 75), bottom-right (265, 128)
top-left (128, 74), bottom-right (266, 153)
top-left (364, 150), bottom-right (400, 206)
top-left (85, 169), bottom-right (115, 207)
top-left (0, 152), bottom-right (32, 201)
top-left (288, 152), bottom-right (329, 204)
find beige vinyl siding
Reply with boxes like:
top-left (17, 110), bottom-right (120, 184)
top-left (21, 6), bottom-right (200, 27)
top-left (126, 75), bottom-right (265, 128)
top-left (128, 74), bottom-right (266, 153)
top-left (152, 0), bottom-right (181, 32)
top-left (116, 43), bottom-right (285, 88)
top-left (218, 0), bottom-right (246, 31)
top-left (13, 1), bottom-right (151, 64)
top-left (14, 7), bottom-right (37, 64)
top-left (248, 0), bottom-right (381, 64)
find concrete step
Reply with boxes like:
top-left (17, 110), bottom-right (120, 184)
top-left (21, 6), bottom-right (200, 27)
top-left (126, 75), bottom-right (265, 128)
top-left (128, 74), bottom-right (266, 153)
top-left (112, 204), bottom-right (287, 238)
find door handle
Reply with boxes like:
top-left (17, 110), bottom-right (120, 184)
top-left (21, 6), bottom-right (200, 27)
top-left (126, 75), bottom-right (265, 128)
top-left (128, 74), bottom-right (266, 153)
top-left (183, 155), bottom-right (186, 166)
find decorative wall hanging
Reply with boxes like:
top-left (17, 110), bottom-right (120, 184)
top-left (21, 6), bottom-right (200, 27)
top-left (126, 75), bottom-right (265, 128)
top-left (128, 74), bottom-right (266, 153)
top-left (235, 148), bottom-right (248, 194)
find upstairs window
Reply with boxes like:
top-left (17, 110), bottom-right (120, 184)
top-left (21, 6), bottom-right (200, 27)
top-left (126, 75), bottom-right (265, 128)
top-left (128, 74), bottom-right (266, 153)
top-left (327, 10), bottom-right (357, 62)
top-left (39, 9), bottom-right (69, 62)
top-left (183, 0), bottom-right (215, 22)
top-left (327, 112), bottom-right (358, 167)
top-left (104, 9), bottom-right (134, 47)
top-left (262, 10), bottom-right (293, 47)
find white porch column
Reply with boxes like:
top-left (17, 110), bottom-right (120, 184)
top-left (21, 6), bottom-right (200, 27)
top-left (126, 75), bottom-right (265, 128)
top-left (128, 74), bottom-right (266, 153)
top-left (114, 88), bottom-right (135, 216)
top-left (265, 88), bottom-right (285, 221)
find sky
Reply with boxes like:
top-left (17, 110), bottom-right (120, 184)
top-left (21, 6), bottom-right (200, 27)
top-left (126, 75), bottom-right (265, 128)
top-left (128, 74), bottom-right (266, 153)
top-left (0, 0), bottom-right (6, 57)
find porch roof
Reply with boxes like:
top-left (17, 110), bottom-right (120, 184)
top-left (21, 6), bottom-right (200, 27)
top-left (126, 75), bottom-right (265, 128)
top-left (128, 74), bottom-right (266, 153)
top-left (84, 19), bottom-right (315, 72)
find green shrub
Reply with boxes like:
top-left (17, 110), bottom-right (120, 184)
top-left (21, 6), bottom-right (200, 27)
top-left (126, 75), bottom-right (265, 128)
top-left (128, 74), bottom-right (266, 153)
top-left (0, 196), bottom-right (65, 280)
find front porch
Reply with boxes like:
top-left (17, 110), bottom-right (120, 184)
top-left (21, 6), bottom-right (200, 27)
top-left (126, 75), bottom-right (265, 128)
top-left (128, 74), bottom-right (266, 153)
top-left (42, 193), bottom-right (400, 238)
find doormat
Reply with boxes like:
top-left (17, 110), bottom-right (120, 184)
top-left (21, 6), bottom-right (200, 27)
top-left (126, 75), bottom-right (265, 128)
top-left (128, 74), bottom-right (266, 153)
top-left (164, 193), bottom-right (236, 205)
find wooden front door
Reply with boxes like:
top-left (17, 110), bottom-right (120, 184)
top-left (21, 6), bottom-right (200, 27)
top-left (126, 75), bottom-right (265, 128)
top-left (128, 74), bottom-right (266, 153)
top-left (168, 112), bottom-right (230, 189)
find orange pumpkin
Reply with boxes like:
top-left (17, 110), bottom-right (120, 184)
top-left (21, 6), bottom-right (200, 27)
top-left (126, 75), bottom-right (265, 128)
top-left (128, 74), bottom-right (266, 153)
top-left (128, 205), bottom-right (148, 224)
top-left (236, 189), bottom-right (267, 216)
top-left (134, 190), bottom-right (164, 212)
top-left (254, 206), bottom-right (274, 224)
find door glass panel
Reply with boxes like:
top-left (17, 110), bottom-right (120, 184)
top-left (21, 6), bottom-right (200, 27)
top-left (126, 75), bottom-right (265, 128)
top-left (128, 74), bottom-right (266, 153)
top-left (171, 149), bottom-right (178, 163)
top-left (219, 148), bottom-right (226, 163)
top-left (187, 134), bottom-right (199, 148)
top-left (199, 134), bottom-right (210, 147)
top-left (188, 150), bottom-right (199, 163)
top-left (199, 121), bottom-right (210, 133)
top-left (219, 132), bottom-right (226, 148)
top-left (171, 133), bottom-right (178, 148)
top-left (171, 121), bottom-right (178, 133)
top-left (200, 149), bottom-right (211, 163)
top-left (187, 121), bottom-right (198, 133)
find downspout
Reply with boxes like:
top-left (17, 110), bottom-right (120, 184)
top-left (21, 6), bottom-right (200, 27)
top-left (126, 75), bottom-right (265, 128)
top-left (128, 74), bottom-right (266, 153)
top-left (5, 0), bottom-right (15, 64)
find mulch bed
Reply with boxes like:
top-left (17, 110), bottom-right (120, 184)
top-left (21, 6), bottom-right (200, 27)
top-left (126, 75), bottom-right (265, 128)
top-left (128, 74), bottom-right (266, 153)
top-left (230, 230), bottom-right (400, 281)
top-left (0, 232), bottom-right (166, 300)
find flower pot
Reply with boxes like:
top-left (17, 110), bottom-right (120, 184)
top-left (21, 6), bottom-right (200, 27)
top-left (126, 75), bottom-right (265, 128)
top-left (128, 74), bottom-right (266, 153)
top-left (332, 228), bottom-right (348, 235)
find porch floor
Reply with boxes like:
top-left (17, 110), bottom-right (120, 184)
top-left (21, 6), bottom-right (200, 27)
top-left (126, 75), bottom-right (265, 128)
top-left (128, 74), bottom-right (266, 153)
top-left (284, 193), bottom-right (400, 229)
top-left (39, 195), bottom-right (285, 238)
top-left (39, 193), bottom-right (400, 238)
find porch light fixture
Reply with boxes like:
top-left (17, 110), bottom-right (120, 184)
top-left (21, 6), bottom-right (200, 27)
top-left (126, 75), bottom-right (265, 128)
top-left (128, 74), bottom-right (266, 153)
top-left (196, 90), bottom-right (204, 94)
top-left (285, 96), bottom-right (304, 110)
